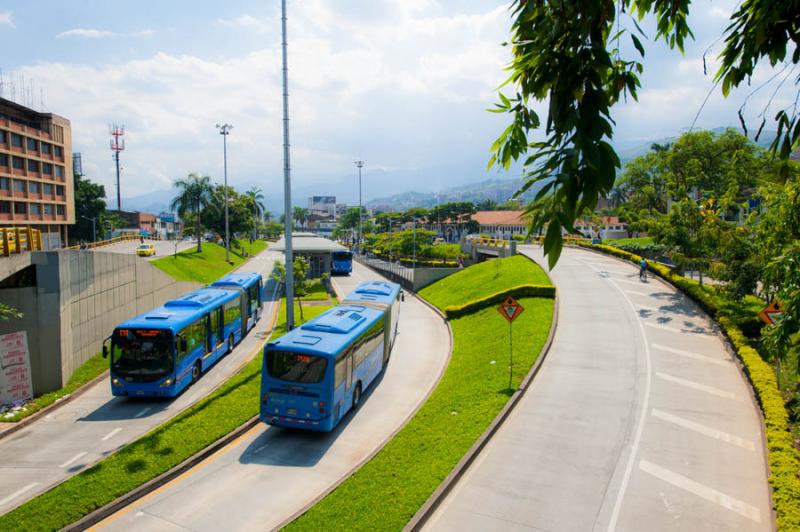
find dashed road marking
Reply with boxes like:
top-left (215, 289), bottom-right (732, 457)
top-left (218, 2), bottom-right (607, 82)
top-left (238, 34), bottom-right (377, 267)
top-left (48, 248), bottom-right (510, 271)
top-left (625, 289), bottom-right (652, 297)
top-left (645, 322), bottom-right (712, 335)
top-left (101, 427), bottom-right (122, 441)
top-left (656, 372), bottom-right (738, 400)
top-left (652, 343), bottom-right (729, 366)
top-left (615, 278), bottom-right (653, 287)
top-left (0, 482), bottom-right (38, 507)
top-left (651, 409), bottom-right (754, 450)
top-left (639, 459), bottom-right (761, 523)
top-left (59, 451), bottom-right (88, 468)
top-left (134, 407), bottom-right (151, 418)
top-left (635, 304), bottom-right (659, 313)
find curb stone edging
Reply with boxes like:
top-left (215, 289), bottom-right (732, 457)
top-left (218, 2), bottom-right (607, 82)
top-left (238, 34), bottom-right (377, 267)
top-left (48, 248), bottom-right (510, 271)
top-left (404, 252), bottom-right (559, 531)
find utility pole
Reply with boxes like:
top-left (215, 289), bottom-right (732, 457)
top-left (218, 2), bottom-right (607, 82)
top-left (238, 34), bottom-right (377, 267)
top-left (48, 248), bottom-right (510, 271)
top-left (82, 216), bottom-right (97, 243)
top-left (216, 123), bottom-right (233, 264)
top-left (354, 160), bottom-right (364, 254)
top-left (109, 124), bottom-right (125, 211)
top-left (281, 0), bottom-right (295, 329)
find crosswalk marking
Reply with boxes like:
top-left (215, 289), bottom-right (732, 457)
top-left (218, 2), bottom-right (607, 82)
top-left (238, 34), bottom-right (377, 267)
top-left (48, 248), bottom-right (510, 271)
top-left (656, 372), bottom-right (738, 400)
top-left (651, 409), bottom-right (754, 450)
top-left (652, 343), bottom-right (729, 366)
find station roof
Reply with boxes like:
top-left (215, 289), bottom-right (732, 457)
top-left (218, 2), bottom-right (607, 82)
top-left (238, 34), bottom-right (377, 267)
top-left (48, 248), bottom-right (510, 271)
top-left (271, 233), bottom-right (348, 253)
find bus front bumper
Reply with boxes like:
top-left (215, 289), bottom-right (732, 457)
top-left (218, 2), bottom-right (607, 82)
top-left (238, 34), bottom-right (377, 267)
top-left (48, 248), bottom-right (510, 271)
top-left (260, 413), bottom-right (332, 432)
top-left (111, 376), bottom-right (175, 397)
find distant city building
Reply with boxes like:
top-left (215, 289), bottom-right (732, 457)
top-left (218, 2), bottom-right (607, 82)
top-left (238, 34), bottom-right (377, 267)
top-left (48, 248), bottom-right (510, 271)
top-left (308, 195), bottom-right (337, 218)
top-left (472, 210), bottom-right (527, 240)
top-left (156, 212), bottom-right (182, 239)
top-left (72, 152), bottom-right (83, 177)
top-left (0, 97), bottom-right (74, 249)
top-left (574, 216), bottom-right (628, 239)
top-left (109, 210), bottom-right (157, 236)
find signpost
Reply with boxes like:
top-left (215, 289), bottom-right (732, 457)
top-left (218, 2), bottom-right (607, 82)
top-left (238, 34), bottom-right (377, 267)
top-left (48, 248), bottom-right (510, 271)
top-left (0, 331), bottom-right (33, 407)
top-left (758, 300), bottom-right (782, 325)
top-left (497, 296), bottom-right (525, 389)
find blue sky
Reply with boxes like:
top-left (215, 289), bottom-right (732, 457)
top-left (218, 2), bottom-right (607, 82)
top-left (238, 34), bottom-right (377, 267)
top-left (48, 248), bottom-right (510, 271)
top-left (0, 1), bottom-right (794, 212)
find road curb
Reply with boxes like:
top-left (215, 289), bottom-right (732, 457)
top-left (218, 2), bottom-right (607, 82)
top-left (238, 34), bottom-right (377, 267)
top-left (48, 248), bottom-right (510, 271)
top-left (404, 255), bottom-right (560, 531)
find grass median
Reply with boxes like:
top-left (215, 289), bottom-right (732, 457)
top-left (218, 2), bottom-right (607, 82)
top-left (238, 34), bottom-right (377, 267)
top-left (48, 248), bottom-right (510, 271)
top-left (151, 240), bottom-right (267, 284)
top-left (0, 299), bottom-right (331, 532)
top-left (286, 257), bottom-right (554, 531)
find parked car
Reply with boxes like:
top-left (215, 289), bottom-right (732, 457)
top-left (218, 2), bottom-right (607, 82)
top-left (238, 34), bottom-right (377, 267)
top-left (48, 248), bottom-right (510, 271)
top-left (136, 243), bottom-right (156, 257)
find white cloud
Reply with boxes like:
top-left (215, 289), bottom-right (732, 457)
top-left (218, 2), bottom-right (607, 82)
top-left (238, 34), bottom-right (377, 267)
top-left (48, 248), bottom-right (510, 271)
top-left (217, 14), bottom-right (272, 32)
top-left (0, 11), bottom-right (14, 28)
top-left (57, 28), bottom-right (118, 39)
top-left (132, 29), bottom-right (155, 39)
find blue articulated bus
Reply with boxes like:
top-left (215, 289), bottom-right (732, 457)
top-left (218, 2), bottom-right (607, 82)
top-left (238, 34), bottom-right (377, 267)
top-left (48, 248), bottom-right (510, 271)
top-left (103, 287), bottom-right (245, 398)
top-left (262, 305), bottom-right (396, 431)
top-left (211, 272), bottom-right (264, 332)
top-left (331, 250), bottom-right (353, 275)
top-left (342, 281), bottom-right (403, 361)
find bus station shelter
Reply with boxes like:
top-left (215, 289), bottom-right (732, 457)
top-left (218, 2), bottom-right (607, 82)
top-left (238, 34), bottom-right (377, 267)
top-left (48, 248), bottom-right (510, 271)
top-left (271, 233), bottom-right (349, 277)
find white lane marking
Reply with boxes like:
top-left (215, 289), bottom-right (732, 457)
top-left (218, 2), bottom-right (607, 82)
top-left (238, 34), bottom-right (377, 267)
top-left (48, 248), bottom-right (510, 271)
top-left (134, 407), bottom-right (151, 418)
top-left (635, 304), bottom-right (659, 313)
top-left (615, 278), bottom-right (653, 287)
top-left (651, 409), bottom-right (755, 450)
top-left (645, 322), bottom-right (712, 335)
top-left (0, 483), bottom-right (38, 507)
top-left (101, 427), bottom-right (122, 441)
top-left (656, 372), bottom-right (738, 400)
top-left (625, 289), bottom-right (652, 297)
top-left (59, 451), bottom-right (88, 468)
top-left (639, 459), bottom-right (761, 523)
top-left (652, 343), bottom-right (729, 366)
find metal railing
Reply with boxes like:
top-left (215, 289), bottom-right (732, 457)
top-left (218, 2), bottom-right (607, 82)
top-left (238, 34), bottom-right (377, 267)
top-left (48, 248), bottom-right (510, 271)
top-left (356, 255), bottom-right (415, 290)
top-left (1, 227), bottom-right (43, 256)
top-left (65, 234), bottom-right (161, 251)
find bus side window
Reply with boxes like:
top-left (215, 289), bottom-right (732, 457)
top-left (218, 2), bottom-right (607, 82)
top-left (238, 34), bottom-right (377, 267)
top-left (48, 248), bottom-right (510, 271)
top-left (334, 358), bottom-right (346, 388)
top-left (177, 326), bottom-right (190, 362)
top-left (224, 297), bottom-right (241, 326)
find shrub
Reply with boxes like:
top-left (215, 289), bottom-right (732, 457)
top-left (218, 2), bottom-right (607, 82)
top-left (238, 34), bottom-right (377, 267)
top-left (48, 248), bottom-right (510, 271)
top-left (444, 284), bottom-right (556, 319)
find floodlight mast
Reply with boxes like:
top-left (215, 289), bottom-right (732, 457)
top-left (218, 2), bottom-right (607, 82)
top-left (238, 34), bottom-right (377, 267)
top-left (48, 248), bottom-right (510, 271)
top-left (281, 0), bottom-right (294, 330)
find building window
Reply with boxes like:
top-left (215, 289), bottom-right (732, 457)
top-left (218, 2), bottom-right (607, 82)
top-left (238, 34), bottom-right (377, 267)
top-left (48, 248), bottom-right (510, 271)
top-left (27, 160), bottom-right (40, 173)
top-left (10, 133), bottom-right (22, 147)
top-left (29, 203), bottom-right (41, 215)
top-left (0, 130), bottom-right (5, 143)
top-left (29, 182), bottom-right (40, 194)
top-left (26, 137), bottom-right (37, 151)
top-left (41, 142), bottom-right (51, 155)
top-left (12, 180), bottom-right (24, 193)
top-left (43, 204), bottom-right (53, 215)
top-left (12, 157), bottom-right (24, 170)
top-left (54, 165), bottom-right (63, 178)
top-left (54, 145), bottom-right (63, 157)
top-left (0, 178), bottom-right (8, 190)
top-left (42, 162), bottom-right (52, 175)
top-left (43, 183), bottom-right (53, 195)
top-left (56, 185), bottom-right (64, 196)
top-left (14, 202), bottom-right (26, 215)
top-left (56, 204), bottom-right (64, 215)
top-left (0, 201), bottom-right (9, 214)
top-left (0, 154), bottom-right (7, 167)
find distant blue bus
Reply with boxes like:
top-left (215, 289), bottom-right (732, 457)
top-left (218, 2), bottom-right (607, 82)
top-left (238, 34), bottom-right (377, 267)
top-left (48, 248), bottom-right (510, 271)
top-left (331, 250), bottom-right (353, 275)
top-left (261, 281), bottom-right (402, 431)
top-left (103, 288), bottom-right (245, 398)
top-left (211, 272), bottom-right (264, 332)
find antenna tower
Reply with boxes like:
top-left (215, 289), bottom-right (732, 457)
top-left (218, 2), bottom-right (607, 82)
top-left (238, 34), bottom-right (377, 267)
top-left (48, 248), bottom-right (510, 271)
top-left (109, 124), bottom-right (126, 210)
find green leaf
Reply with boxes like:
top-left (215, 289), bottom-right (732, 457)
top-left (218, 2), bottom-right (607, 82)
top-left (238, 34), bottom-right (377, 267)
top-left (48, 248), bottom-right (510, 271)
top-left (631, 34), bottom-right (645, 57)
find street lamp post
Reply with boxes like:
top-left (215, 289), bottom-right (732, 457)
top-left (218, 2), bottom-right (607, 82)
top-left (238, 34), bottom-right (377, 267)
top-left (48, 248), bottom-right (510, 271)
top-left (354, 160), bottom-right (364, 254)
top-left (216, 123), bottom-right (233, 264)
top-left (281, 0), bottom-right (295, 329)
top-left (82, 216), bottom-right (97, 243)
top-left (412, 217), bottom-right (417, 269)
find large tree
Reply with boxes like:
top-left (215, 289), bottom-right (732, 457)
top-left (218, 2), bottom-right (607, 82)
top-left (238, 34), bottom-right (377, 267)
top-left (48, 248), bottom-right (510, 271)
top-left (491, 0), bottom-right (800, 268)
top-left (72, 171), bottom-right (108, 243)
top-left (170, 173), bottom-right (213, 252)
top-left (244, 187), bottom-right (266, 240)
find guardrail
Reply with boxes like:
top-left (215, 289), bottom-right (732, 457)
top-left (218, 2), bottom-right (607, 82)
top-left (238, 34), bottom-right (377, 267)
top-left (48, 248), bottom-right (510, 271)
top-left (65, 234), bottom-right (160, 251)
top-left (1, 227), bottom-right (43, 256)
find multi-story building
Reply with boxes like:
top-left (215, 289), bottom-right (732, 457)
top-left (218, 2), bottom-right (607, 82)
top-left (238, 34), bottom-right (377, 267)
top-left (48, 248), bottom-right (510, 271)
top-left (308, 195), bottom-right (337, 219)
top-left (0, 97), bottom-right (73, 249)
top-left (109, 210), bottom-right (157, 236)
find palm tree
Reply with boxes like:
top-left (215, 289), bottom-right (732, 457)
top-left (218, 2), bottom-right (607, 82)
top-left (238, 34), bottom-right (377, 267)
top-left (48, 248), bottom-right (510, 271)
top-left (245, 187), bottom-right (266, 240)
top-left (293, 206), bottom-right (309, 231)
top-left (170, 173), bottom-right (213, 252)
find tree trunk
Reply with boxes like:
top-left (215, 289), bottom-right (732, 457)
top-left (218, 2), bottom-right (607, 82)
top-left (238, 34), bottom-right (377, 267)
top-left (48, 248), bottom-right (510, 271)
top-left (196, 199), bottom-right (202, 252)
top-left (297, 296), bottom-right (304, 321)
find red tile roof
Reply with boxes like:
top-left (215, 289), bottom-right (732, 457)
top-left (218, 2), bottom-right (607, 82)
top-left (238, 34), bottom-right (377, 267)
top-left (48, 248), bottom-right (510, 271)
top-left (473, 210), bottom-right (527, 226)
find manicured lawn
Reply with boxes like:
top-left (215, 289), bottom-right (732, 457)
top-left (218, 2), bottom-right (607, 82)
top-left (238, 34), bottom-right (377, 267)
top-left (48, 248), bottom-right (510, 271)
top-left (302, 278), bottom-right (331, 302)
top-left (286, 297), bottom-right (554, 531)
top-left (151, 241), bottom-right (267, 284)
top-left (0, 299), bottom-right (332, 532)
top-left (419, 254), bottom-right (552, 310)
top-left (606, 236), bottom-right (654, 247)
top-left (2, 352), bottom-right (107, 422)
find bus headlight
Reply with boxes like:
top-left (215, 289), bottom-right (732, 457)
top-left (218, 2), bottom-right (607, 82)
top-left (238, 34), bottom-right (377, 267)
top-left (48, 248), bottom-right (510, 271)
top-left (159, 378), bottom-right (173, 388)
top-left (112, 377), bottom-right (122, 387)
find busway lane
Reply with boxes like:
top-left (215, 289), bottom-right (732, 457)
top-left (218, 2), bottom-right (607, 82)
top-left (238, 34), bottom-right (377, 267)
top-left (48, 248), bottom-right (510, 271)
top-left (424, 246), bottom-right (771, 532)
top-left (93, 259), bottom-right (451, 532)
top-left (0, 249), bottom-right (282, 515)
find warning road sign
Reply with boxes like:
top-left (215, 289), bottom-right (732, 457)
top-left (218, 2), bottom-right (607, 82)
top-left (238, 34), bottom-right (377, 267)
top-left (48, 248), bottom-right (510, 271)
top-left (758, 300), bottom-right (782, 325)
top-left (497, 296), bottom-right (525, 323)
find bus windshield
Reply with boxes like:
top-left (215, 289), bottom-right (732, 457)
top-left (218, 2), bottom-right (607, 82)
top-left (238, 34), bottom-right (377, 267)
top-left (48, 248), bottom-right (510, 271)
top-left (111, 328), bottom-right (174, 382)
top-left (332, 251), bottom-right (352, 261)
top-left (267, 350), bottom-right (327, 384)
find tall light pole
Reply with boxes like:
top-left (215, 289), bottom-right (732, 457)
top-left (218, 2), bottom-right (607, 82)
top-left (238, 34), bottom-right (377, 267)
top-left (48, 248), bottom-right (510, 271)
top-left (216, 123), bottom-right (233, 264)
top-left (281, 0), bottom-right (295, 329)
top-left (412, 217), bottom-right (417, 269)
top-left (354, 160), bottom-right (364, 254)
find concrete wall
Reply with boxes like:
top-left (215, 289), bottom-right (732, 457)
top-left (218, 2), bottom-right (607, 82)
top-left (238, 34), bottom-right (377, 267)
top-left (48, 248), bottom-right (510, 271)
top-left (412, 267), bottom-right (460, 291)
top-left (0, 250), bottom-right (201, 395)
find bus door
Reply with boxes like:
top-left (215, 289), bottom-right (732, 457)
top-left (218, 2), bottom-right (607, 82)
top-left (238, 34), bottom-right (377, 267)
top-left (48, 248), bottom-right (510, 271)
top-left (346, 354), bottom-right (353, 391)
top-left (205, 314), bottom-right (213, 354)
top-left (210, 307), bottom-right (223, 348)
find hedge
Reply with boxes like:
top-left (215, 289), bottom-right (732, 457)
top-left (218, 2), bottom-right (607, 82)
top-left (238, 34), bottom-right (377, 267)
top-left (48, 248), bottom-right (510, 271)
top-left (576, 241), bottom-right (800, 529)
top-left (399, 258), bottom-right (459, 268)
top-left (444, 284), bottom-right (556, 319)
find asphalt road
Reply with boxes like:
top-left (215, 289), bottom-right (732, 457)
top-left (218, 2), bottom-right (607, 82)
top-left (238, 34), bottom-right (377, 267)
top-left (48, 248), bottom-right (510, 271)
top-left (425, 245), bottom-right (772, 532)
top-left (95, 239), bottom-right (196, 260)
top-left (93, 260), bottom-right (451, 532)
top-left (0, 249), bottom-right (282, 515)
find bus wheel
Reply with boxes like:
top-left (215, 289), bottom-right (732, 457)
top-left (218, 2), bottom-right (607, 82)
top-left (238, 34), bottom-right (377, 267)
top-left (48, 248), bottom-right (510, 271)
top-left (352, 383), bottom-right (362, 410)
top-left (228, 333), bottom-right (235, 354)
top-left (192, 361), bottom-right (201, 382)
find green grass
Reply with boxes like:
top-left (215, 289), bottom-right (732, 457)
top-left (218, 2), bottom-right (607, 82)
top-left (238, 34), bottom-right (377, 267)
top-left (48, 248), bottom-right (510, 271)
top-left (2, 352), bottom-right (107, 422)
top-left (418, 255), bottom-right (552, 310)
top-left (151, 241), bottom-right (268, 284)
top-left (302, 278), bottom-right (331, 302)
top-left (0, 299), bottom-right (333, 532)
top-left (286, 297), bottom-right (554, 531)
top-left (606, 236), bottom-right (653, 246)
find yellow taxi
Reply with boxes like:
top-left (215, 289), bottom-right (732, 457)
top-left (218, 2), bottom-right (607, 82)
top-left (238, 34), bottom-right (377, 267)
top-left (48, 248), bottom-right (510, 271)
top-left (136, 243), bottom-right (156, 257)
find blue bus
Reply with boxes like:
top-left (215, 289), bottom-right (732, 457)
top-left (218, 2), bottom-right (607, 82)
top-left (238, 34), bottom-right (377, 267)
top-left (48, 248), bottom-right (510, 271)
top-left (342, 281), bottom-right (402, 362)
top-left (211, 272), bottom-right (264, 332)
top-left (103, 287), bottom-right (245, 398)
top-left (261, 298), bottom-right (400, 431)
top-left (331, 250), bottom-right (353, 275)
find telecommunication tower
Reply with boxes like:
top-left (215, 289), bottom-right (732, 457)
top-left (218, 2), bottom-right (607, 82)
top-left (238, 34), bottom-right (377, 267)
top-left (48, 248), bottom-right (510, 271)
top-left (109, 124), bottom-right (125, 210)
